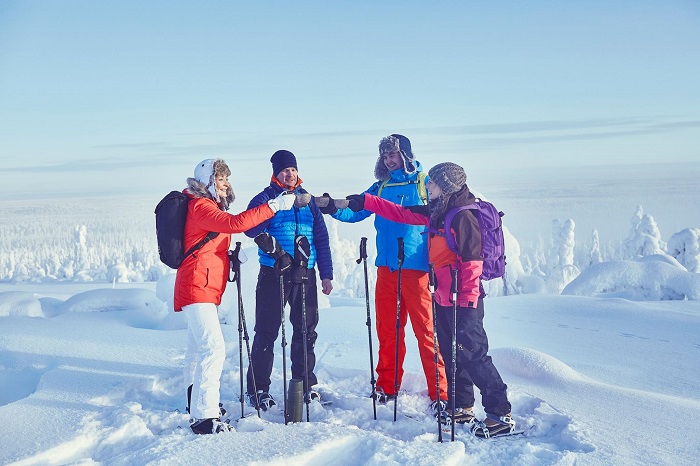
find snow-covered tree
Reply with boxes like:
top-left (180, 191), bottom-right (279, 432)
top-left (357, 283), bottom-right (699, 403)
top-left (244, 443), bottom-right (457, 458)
top-left (623, 206), bottom-right (666, 259)
top-left (74, 225), bottom-right (89, 272)
top-left (667, 228), bottom-right (700, 273)
top-left (587, 229), bottom-right (603, 266)
top-left (547, 218), bottom-right (580, 294)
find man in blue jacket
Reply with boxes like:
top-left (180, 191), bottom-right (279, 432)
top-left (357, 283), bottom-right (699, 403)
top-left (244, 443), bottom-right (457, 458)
top-left (245, 150), bottom-right (333, 409)
top-left (320, 134), bottom-right (448, 418)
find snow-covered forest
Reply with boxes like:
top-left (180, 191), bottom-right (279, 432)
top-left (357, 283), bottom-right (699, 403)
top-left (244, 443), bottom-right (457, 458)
top-left (3, 196), bottom-right (697, 301)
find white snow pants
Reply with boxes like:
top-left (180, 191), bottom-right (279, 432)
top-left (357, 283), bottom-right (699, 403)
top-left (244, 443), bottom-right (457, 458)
top-left (183, 303), bottom-right (226, 420)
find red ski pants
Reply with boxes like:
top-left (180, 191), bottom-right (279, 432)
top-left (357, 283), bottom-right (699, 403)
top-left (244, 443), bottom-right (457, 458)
top-left (374, 266), bottom-right (448, 401)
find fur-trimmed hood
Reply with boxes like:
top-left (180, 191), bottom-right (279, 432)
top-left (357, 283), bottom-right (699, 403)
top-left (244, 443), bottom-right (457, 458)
top-left (185, 177), bottom-right (235, 211)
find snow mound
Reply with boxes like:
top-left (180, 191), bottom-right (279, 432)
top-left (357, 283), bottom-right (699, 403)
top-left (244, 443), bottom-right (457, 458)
top-left (0, 291), bottom-right (44, 317)
top-left (561, 259), bottom-right (700, 300)
top-left (492, 348), bottom-right (588, 385)
top-left (59, 288), bottom-right (168, 328)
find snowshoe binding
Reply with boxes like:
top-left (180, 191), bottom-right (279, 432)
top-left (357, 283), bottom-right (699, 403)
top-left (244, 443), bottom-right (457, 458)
top-left (471, 413), bottom-right (516, 438)
top-left (304, 388), bottom-right (321, 403)
top-left (430, 399), bottom-right (452, 426)
top-left (247, 390), bottom-right (276, 411)
top-left (448, 407), bottom-right (476, 425)
top-left (371, 386), bottom-right (396, 404)
top-left (190, 417), bottom-right (233, 435)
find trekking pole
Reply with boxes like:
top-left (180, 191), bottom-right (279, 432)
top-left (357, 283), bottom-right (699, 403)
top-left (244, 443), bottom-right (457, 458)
top-left (280, 274), bottom-right (288, 425)
top-left (450, 266), bottom-right (459, 442)
top-left (393, 237), bottom-right (404, 422)
top-left (294, 235), bottom-right (312, 423)
top-left (300, 268), bottom-right (310, 422)
top-left (229, 244), bottom-right (261, 419)
top-left (357, 237), bottom-right (377, 420)
top-left (228, 245), bottom-right (246, 418)
top-left (428, 263), bottom-right (443, 443)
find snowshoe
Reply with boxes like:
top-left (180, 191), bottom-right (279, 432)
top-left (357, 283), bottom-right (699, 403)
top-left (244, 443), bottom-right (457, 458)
top-left (447, 407), bottom-right (475, 425)
top-left (247, 390), bottom-right (276, 411)
top-left (371, 386), bottom-right (396, 404)
top-left (471, 413), bottom-right (516, 438)
top-left (190, 417), bottom-right (233, 435)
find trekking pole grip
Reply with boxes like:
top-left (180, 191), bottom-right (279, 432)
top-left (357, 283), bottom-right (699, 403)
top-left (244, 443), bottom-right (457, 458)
top-left (227, 242), bottom-right (242, 282)
top-left (357, 237), bottom-right (368, 263)
top-left (428, 263), bottom-right (435, 291)
top-left (451, 266), bottom-right (458, 295)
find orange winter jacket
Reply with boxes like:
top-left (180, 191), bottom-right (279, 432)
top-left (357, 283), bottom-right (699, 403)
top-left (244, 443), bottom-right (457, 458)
top-left (174, 192), bottom-right (274, 312)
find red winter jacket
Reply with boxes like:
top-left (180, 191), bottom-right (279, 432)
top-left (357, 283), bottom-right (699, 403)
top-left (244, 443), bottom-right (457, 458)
top-left (174, 192), bottom-right (274, 312)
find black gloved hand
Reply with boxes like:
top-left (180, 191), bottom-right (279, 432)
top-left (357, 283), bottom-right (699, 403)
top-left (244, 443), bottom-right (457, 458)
top-left (290, 235), bottom-right (311, 283)
top-left (346, 193), bottom-right (365, 212)
top-left (254, 232), bottom-right (280, 255)
top-left (407, 204), bottom-right (430, 216)
top-left (318, 193), bottom-right (338, 215)
top-left (273, 253), bottom-right (293, 276)
top-left (254, 232), bottom-right (293, 276)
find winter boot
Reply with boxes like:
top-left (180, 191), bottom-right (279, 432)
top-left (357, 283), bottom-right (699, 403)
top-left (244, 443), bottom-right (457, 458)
top-left (371, 386), bottom-right (396, 404)
top-left (447, 407), bottom-right (475, 425)
top-left (247, 390), bottom-right (276, 411)
top-left (430, 399), bottom-right (451, 426)
top-left (190, 417), bottom-right (233, 435)
top-left (304, 388), bottom-right (321, 403)
top-left (471, 413), bottom-right (516, 438)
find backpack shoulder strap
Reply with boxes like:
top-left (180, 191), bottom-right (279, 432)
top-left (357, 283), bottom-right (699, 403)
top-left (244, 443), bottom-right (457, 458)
top-left (416, 172), bottom-right (428, 205)
top-left (182, 196), bottom-right (220, 259)
top-left (376, 178), bottom-right (391, 198)
top-left (376, 172), bottom-right (428, 205)
top-left (443, 206), bottom-right (470, 253)
top-left (184, 231), bottom-right (219, 259)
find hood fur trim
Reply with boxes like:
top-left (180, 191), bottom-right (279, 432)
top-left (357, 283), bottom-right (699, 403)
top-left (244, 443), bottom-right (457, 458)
top-left (185, 177), bottom-right (235, 211)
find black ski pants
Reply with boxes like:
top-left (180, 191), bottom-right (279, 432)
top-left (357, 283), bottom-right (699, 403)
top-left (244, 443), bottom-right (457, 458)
top-left (247, 265), bottom-right (319, 395)
top-left (435, 297), bottom-right (511, 416)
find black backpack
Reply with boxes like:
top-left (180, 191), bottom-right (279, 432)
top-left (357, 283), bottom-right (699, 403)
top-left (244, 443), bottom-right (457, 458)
top-left (155, 191), bottom-right (219, 269)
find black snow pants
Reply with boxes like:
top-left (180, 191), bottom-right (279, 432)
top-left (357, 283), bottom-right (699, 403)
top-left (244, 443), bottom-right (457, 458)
top-left (246, 265), bottom-right (319, 395)
top-left (435, 297), bottom-right (511, 416)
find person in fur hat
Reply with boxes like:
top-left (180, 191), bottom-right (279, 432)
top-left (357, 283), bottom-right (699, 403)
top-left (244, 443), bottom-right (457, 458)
top-left (318, 135), bottom-right (449, 421)
top-left (174, 158), bottom-right (295, 435)
top-left (344, 162), bottom-right (515, 437)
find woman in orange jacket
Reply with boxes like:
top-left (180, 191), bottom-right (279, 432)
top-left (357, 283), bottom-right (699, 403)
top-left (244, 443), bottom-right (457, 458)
top-left (175, 158), bottom-right (295, 434)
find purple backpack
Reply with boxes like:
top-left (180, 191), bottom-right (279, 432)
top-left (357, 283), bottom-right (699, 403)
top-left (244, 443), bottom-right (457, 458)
top-left (432, 199), bottom-right (506, 280)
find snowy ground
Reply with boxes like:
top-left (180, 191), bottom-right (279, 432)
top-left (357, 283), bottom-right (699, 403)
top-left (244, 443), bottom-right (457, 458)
top-left (1, 279), bottom-right (699, 465)
top-left (1, 161), bottom-right (699, 464)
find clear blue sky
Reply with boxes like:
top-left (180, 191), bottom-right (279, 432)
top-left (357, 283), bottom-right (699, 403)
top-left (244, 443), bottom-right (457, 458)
top-left (1, 0), bottom-right (699, 197)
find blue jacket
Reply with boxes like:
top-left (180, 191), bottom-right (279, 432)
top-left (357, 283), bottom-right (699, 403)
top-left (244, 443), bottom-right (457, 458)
top-left (245, 181), bottom-right (333, 280)
top-left (332, 161), bottom-right (429, 272)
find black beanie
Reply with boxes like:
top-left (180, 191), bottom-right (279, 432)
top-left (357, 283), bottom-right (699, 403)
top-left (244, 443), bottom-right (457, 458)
top-left (270, 150), bottom-right (297, 176)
